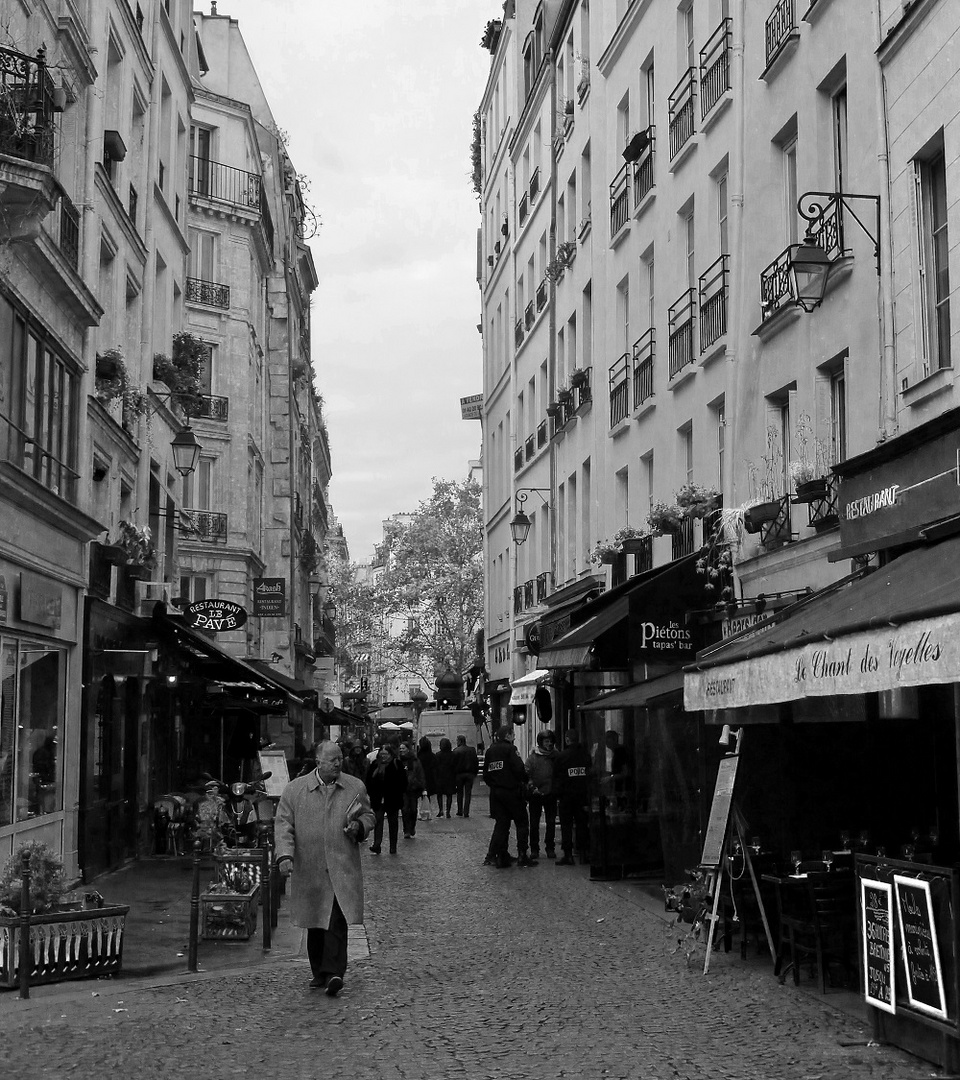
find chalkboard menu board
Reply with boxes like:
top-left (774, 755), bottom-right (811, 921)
top-left (861, 878), bottom-right (895, 1014)
top-left (700, 754), bottom-right (739, 868)
top-left (894, 874), bottom-right (947, 1020)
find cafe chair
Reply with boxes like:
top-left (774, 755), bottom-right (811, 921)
top-left (774, 874), bottom-right (856, 993)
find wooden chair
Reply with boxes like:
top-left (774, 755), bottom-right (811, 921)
top-left (773, 873), bottom-right (855, 993)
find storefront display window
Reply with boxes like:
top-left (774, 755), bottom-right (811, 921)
top-left (0, 638), bottom-right (65, 826)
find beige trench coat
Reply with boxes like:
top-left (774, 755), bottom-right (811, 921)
top-left (275, 771), bottom-right (375, 929)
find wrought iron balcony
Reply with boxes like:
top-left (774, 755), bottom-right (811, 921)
top-left (519, 191), bottom-right (529, 227)
top-left (515, 317), bottom-right (524, 349)
top-left (523, 579), bottom-right (534, 608)
top-left (765, 0), bottom-right (796, 70)
top-left (633, 329), bottom-right (655, 405)
top-left (805, 474), bottom-right (839, 531)
top-left (672, 516), bottom-right (696, 560)
top-left (668, 69), bottom-right (697, 160)
top-left (631, 536), bottom-right (654, 575)
top-left (0, 46), bottom-right (56, 165)
top-left (188, 155), bottom-right (262, 212)
top-left (575, 366), bottom-right (592, 409)
top-left (699, 255), bottom-right (728, 353)
top-left (294, 491), bottom-right (303, 528)
top-left (536, 277), bottom-right (548, 311)
top-left (759, 247), bottom-right (794, 319)
top-left (530, 166), bottom-right (540, 202)
top-left (632, 126), bottom-right (656, 205)
top-left (180, 509), bottom-right (228, 542)
top-left (760, 494), bottom-right (794, 548)
top-left (668, 290), bottom-right (696, 378)
top-left (536, 571), bottom-right (550, 603)
top-left (186, 276), bottom-right (231, 309)
top-left (609, 163), bottom-right (630, 237)
top-left (537, 419), bottom-right (548, 448)
top-left (609, 353), bottom-right (629, 428)
top-left (58, 192), bottom-right (80, 271)
top-left (525, 299), bottom-right (535, 329)
top-left (700, 20), bottom-right (731, 120)
top-left (525, 433), bottom-right (535, 461)
top-left (514, 446), bottom-right (524, 472)
top-left (192, 394), bottom-right (229, 422)
top-left (513, 586), bottom-right (523, 614)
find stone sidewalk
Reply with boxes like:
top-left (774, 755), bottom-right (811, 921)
top-left (0, 800), bottom-right (938, 1080)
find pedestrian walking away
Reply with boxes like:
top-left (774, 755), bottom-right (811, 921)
top-left (364, 744), bottom-right (406, 854)
top-left (434, 737), bottom-right (458, 818)
top-left (553, 727), bottom-right (592, 866)
top-left (417, 735), bottom-right (440, 816)
top-left (525, 729), bottom-right (558, 860)
top-left (482, 725), bottom-right (534, 868)
top-left (398, 740), bottom-right (426, 839)
top-left (275, 740), bottom-right (375, 997)
top-left (452, 733), bottom-right (480, 816)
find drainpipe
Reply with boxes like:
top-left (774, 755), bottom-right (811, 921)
top-left (547, 48), bottom-right (558, 591)
top-left (874, 1), bottom-right (898, 441)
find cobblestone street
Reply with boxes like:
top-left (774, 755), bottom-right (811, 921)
top-left (0, 805), bottom-right (938, 1079)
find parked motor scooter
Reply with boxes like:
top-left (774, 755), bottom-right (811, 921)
top-left (214, 773), bottom-right (274, 849)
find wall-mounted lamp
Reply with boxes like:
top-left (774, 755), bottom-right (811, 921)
top-left (149, 389), bottom-right (203, 477)
top-left (718, 724), bottom-right (742, 751)
top-left (322, 599), bottom-right (337, 620)
top-left (788, 191), bottom-right (881, 313)
top-left (510, 488), bottom-right (551, 546)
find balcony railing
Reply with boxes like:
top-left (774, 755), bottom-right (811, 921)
top-left (672, 516), bottom-right (696, 560)
top-left (192, 394), bottom-right (229, 422)
top-left (525, 433), bottom-right (535, 461)
top-left (668, 290), bottom-right (696, 378)
top-left (515, 317), bottom-right (524, 349)
top-left (609, 163), bottom-right (630, 237)
top-left (523, 579), bottom-right (535, 608)
top-left (668, 69), bottom-right (697, 160)
top-left (537, 419), bottom-right (548, 448)
top-left (699, 255), bottom-right (728, 353)
top-left (575, 367), bottom-right (592, 409)
top-left (530, 166), bottom-right (540, 201)
top-left (514, 446), bottom-right (524, 472)
top-left (536, 571), bottom-right (550, 603)
top-left (809, 197), bottom-right (845, 260)
top-left (58, 192), bottom-right (80, 271)
top-left (759, 247), bottom-right (794, 319)
top-left (519, 191), bottom-right (529, 227)
top-left (765, 0), bottom-right (796, 69)
top-left (632, 126), bottom-right (656, 205)
top-left (181, 509), bottom-right (228, 542)
top-left (700, 19), bottom-right (731, 119)
top-left (186, 277), bottom-right (231, 309)
top-left (188, 155), bottom-right (262, 212)
top-left (805, 474), bottom-right (840, 530)
top-left (524, 299), bottom-right (535, 329)
top-left (294, 492), bottom-right (303, 528)
top-left (633, 329), bottom-right (655, 406)
top-left (609, 352), bottom-right (629, 428)
top-left (536, 277), bottom-right (548, 311)
top-left (631, 536), bottom-right (654, 575)
top-left (0, 45), bottom-right (55, 165)
top-left (513, 586), bottom-right (523, 615)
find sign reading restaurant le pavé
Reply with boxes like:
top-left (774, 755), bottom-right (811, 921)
top-left (185, 599), bottom-right (247, 633)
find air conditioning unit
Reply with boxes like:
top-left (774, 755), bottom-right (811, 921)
top-left (136, 580), bottom-right (173, 617)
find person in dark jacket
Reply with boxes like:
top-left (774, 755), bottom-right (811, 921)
top-left (553, 727), bottom-right (592, 865)
top-left (364, 745), bottom-right (406, 855)
top-left (452, 734), bottom-right (480, 817)
top-left (434, 737), bottom-right (458, 818)
top-left (482, 726), bottom-right (534, 868)
top-left (417, 736), bottom-right (440, 815)
top-left (398, 741), bottom-right (426, 839)
top-left (525, 730), bottom-right (558, 860)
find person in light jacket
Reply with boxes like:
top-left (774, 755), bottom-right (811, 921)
top-left (275, 740), bottom-right (375, 997)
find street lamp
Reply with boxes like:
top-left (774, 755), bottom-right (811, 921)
top-left (170, 424), bottom-right (202, 478)
top-left (510, 488), bottom-right (551, 546)
top-left (787, 191), bottom-right (881, 313)
top-left (322, 599), bottom-right (336, 621)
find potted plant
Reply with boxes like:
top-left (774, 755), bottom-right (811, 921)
top-left (675, 482), bottom-right (721, 520)
top-left (0, 842), bottom-right (129, 987)
top-left (569, 367), bottom-right (588, 388)
top-left (153, 331), bottom-right (206, 417)
top-left (743, 427), bottom-right (786, 533)
top-left (789, 413), bottom-right (831, 502)
top-left (613, 525), bottom-right (649, 553)
top-left (647, 501), bottom-right (684, 535)
top-left (590, 539), bottom-right (620, 565)
top-left (94, 348), bottom-right (127, 405)
top-left (96, 533), bottom-right (128, 565)
top-left (117, 520), bottom-right (157, 577)
top-left (546, 402), bottom-right (563, 417)
top-left (556, 386), bottom-right (573, 406)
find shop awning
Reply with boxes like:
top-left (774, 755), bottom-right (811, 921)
top-left (508, 668), bottom-right (551, 706)
top-left (580, 670), bottom-right (685, 710)
top-left (538, 598), bottom-right (628, 668)
top-left (245, 659), bottom-right (317, 705)
top-left (684, 536), bottom-right (960, 711)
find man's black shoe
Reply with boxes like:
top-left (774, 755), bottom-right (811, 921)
top-left (325, 975), bottom-right (344, 997)
top-left (555, 855), bottom-right (575, 865)
top-left (518, 854), bottom-right (538, 867)
top-left (545, 849), bottom-right (556, 860)
top-left (483, 854), bottom-right (495, 865)
top-left (495, 855), bottom-right (512, 869)
top-left (309, 975), bottom-right (328, 989)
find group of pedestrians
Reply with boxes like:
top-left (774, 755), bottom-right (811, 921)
top-left (482, 725), bottom-right (592, 869)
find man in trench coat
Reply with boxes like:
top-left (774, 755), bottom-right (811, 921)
top-left (275, 740), bottom-right (375, 996)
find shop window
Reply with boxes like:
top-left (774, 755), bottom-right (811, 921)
top-left (0, 638), bottom-right (65, 826)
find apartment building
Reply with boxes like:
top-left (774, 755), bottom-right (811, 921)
top-left (0, 2), bottom-right (330, 879)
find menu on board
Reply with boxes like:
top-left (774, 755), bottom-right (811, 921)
top-left (700, 754), bottom-right (739, 868)
top-left (894, 874), bottom-right (947, 1020)
top-left (861, 878), bottom-right (896, 1014)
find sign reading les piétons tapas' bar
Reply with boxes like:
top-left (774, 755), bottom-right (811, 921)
top-left (185, 599), bottom-right (247, 633)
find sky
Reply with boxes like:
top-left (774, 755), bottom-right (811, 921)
top-left (212, 1), bottom-right (493, 561)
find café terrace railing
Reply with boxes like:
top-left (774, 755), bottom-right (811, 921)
top-left (633, 328), bottom-right (655, 406)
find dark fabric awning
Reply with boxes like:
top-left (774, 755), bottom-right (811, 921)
top-left (245, 659), bottom-right (317, 704)
top-left (580, 670), bottom-right (685, 710)
top-left (538, 597), bottom-right (629, 669)
top-left (684, 536), bottom-right (960, 710)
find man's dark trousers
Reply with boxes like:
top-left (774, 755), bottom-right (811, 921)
top-left (558, 795), bottom-right (589, 858)
top-left (489, 788), bottom-right (529, 857)
top-left (306, 898), bottom-right (348, 979)
top-left (456, 774), bottom-right (474, 816)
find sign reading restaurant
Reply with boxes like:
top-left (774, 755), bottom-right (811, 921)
top-left (253, 577), bottom-right (285, 617)
top-left (185, 599), bottom-right (247, 633)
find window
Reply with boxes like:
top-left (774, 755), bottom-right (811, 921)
top-left (832, 87), bottom-right (848, 194)
top-left (183, 456), bottom-right (213, 509)
top-left (582, 282), bottom-right (593, 369)
top-left (684, 207), bottom-right (696, 287)
top-left (0, 292), bottom-right (80, 502)
top-left (0, 639), bottom-right (66, 826)
top-left (643, 249), bottom-right (656, 328)
top-left (782, 137), bottom-right (798, 244)
top-left (617, 93), bottom-right (630, 150)
top-left (681, 424), bottom-right (694, 485)
top-left (617, 276), bottom-right (630, 355)
top-left (177, 575), bottom-right (210, 603)
top-left (916, 145), bottom-right (951, 373)
top-left (681, 2), bottom-right (695, 70)
top-left (189, 228), bottom-right (217, 281)
top-left (715, 400), bottom-right (725, 488)
top-left (644, 56), bottom-right (656, 128)
top-left (717, 173), bottom-right (728, 255)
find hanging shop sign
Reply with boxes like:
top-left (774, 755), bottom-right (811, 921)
top-left (185, 599), bottom-right (247, 633)
top-left (253, 577), bottom-right (286, 617)
top-left (861, 878), bottom-right (896, 1015)
top-left (460, 393), bottom-right (483, 420)
top-left (685, 612), bottom-right (960, 711)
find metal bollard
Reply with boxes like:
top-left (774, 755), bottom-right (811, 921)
top-left (260, 843), bottom-right (271, 950)
top-left (270, 844), bottom-right (280, 930)
top-left (187, 841), bottom-right (201, 972)
top-left (18, 850), bottom-right (31, 1000)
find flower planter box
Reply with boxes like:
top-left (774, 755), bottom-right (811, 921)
top-left (215, 850), bottom-right (268, 904)
top-left (200, 884), bottom-right (260, 940)
top-left (793, 478), bottom-right (829, 503)
top-left (743, 499), bottom-right (782, 534)
top-left (598, 551), bottom-right (619, 565)
top-left (98, 543), bottom-right (128, 565)
top-left (125, 563), bottom-right (153, 580)
top-left (0, 905), bottom-right (130, 988)
top-left (619, 538), bottom-right (649, 554)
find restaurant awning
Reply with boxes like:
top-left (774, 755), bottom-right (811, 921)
top-left (684, 536), bottom-right (960, 711)
top-left (508, 668), bottom-right (552, 705)
top-left (580, 670), bottom-right (685, 710)
top-left (244, 659), bottom-right (317, 705)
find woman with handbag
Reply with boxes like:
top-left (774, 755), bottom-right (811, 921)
top-left (398, 741), bottom-right (425, 839)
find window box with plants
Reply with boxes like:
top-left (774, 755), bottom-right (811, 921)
top-left (152, 331), bottom-right (207, 417)
top-left (646, 501), bottom-right (684, 535)
top-left (674, 483), bottom-right (721, 521)
top-left (788, 413), bottom-right (831, 503)
top-left (117, 520), bottom-right (157, 578)
top-left (743, 426), bottom-right (787, 533)
top-left (613, 525), bottom-right (649, 554)
top-left (569, 367), bottom-right (588, 389)
top-left (589, 539), bottom-right (621, 565)
top-left (0, 843), bottom-right (129, 988)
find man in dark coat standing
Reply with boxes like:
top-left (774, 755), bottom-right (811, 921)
top-left (275, 741), bottom-right (375, 997)
top-left (553, 727), bottom-right (592, 865)
top-left (482, 726), bottom-right (534, 868)
top-left (451, 734), bottom-right (480, 817)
